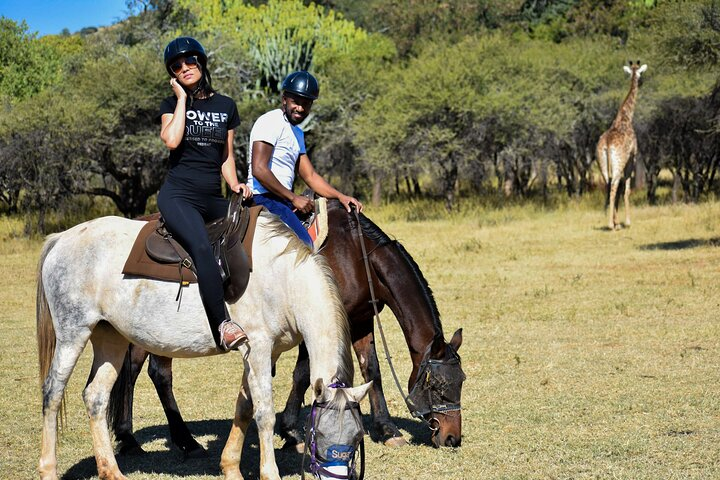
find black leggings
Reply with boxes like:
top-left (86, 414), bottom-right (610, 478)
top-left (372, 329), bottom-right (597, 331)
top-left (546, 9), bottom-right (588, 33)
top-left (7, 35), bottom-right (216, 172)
top-left (157, 182), bottom-right (228, 333)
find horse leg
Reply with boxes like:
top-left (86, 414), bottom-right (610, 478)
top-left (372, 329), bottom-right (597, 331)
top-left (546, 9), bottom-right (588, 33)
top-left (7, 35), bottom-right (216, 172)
top-left (39, 334), bottom-right (92, 480)
top-left (113, 344), bottom-right (149, 455)
top-left (84, 322), bottom-right (130, 480)
top-left (278, 342), bottom-right (310, 451)
top-left (353, 325), bottom-right (407, 447)
top-left (228, 349), bottom-right (280, 480)
top-left (220, 374), bottom-right (253, 480)
top-left (148, 354), bottom-right (207, 458)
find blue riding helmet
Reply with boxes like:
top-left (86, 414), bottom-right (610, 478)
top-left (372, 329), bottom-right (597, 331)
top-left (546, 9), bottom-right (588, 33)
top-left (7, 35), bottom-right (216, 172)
top-left (281, 71), bottom-right (319, 100)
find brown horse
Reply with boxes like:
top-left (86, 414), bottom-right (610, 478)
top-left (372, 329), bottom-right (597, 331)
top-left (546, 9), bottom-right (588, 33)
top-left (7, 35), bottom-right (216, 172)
top-left (109, 200), bottom-right (464, 455)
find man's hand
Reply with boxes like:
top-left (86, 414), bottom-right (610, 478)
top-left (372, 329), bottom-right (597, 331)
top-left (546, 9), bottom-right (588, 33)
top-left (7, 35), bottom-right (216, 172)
top-left (292, 194), bottom-right (314, 214)
top-left (339, 194), bottom-right (364, 213)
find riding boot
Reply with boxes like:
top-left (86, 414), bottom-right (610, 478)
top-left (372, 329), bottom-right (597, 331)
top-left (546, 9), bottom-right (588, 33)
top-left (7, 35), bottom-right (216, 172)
top-left (218, 319), bottom-right (248, 351)
top-left (217, 305), bottom-right (248, 351)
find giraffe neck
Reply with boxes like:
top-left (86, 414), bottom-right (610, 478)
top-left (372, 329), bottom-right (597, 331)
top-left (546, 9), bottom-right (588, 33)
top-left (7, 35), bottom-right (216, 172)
top-left (612, 73), bottom-right (640, 129)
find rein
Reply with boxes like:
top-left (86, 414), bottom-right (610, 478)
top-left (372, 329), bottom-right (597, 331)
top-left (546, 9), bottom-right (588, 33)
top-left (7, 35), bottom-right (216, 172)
top-left (351, 208), bottom-right (436, 428)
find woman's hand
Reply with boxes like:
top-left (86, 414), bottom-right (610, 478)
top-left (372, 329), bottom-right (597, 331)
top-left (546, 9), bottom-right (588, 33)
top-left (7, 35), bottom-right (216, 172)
top-left (170, 78), bottom-right (187, 100)
top-left (231, 183), bottom-right (253, 200)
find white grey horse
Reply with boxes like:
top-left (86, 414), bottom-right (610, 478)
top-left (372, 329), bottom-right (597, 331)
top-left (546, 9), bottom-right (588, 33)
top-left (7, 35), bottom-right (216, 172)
top-left (36, 212), bottom-right (371, 480)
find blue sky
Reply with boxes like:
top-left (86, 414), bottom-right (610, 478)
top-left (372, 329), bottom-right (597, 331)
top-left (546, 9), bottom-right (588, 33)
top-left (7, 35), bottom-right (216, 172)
top-left (0, 0), bottom-right (130, 36)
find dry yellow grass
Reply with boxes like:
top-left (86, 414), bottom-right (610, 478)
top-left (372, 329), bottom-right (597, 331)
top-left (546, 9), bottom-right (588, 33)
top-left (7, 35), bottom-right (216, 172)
top-left (1, 199), bottom-right (719, 479)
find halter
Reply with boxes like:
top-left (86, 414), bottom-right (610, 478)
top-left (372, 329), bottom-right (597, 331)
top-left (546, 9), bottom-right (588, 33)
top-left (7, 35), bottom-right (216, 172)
top-left (302, 382), bottom-right (365, 480)
top-left (406, 343), bottom-right (465, 426)
top-left (351, 208), bottom-right (465, 428)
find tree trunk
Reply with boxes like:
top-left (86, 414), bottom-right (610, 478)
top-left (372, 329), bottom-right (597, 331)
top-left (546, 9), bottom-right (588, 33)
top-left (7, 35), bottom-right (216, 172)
top-left (443, 160), bottom-right (458, 212)
top-left (372, 174), bottom-right (383, 208)
top-left (412, 176), bottom-right (421, 196)
top-left (634, 155), bottom-right (646, 190)
top-left (672, 171), bottom-right (681, 204)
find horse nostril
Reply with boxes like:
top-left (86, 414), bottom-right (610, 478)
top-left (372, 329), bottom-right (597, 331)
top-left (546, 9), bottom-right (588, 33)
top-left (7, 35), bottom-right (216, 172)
top-left (445, 435), bottom-right (460, 447)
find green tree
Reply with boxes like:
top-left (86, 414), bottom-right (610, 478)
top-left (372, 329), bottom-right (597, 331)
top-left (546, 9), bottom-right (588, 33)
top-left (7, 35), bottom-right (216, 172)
top-left (0, 17), bottom-right (75, 103)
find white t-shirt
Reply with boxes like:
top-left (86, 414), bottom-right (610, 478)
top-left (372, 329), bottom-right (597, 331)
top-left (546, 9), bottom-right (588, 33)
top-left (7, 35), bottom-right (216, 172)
top-left (247, 108), bottom-right (306, 195)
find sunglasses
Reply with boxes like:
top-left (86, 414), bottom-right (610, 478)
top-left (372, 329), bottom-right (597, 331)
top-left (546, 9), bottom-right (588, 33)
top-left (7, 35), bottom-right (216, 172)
top-left (170, 56), bottom-right (199, 74)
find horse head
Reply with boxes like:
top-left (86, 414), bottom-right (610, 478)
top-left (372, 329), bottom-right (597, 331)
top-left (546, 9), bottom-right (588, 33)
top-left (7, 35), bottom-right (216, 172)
top-left (308, 379), bottom-right (372, 479)
top-left (408, 328), bottom-right (464, 448)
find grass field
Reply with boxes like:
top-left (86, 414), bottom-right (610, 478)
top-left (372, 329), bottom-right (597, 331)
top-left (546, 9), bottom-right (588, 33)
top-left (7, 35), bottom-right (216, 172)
top-left (2, 198), bottom-right (720, 479)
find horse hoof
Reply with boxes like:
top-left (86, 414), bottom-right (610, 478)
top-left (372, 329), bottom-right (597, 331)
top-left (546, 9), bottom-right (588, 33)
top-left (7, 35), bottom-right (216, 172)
top-left (384, 436), bottom-right (408, 448)
top-left (281, 439), bottom-right (305, 453)
top-left (117, 443), bottom-right (146, 456)
top-left (183, 445), bottom-right (208, 459)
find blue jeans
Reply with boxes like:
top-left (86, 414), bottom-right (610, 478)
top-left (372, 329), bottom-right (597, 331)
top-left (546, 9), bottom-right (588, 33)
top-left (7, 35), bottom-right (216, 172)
top-left (254, 193), bottom-right (313, 247)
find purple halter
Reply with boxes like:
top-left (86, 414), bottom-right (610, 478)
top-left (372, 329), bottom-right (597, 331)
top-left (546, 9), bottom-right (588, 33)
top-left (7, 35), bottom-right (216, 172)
top-left (302, 382), bottom-right (365, 480)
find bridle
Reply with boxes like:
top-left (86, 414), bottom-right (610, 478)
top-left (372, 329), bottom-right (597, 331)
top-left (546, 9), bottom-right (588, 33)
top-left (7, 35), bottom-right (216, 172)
top-left (406, 343), bottom-right (465, 429)
top-left (302, 382), bottom-right (365, 480)
top-left (351, 208), bottom-right (465, 430)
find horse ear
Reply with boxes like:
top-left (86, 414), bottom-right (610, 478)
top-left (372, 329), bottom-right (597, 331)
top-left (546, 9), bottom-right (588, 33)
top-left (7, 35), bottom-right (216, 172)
top-left (450, 328), bottom-right (463, 352)
top-left (430, 337), bottom-right (445, 357)
top-left (347, 381), bottom-right (373, 402)
top-left (313, 378), bottom-right (327, 400)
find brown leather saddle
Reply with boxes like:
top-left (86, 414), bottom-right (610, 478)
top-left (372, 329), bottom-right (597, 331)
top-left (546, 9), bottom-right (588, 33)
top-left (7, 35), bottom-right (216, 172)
top-left (122, 195), bottom-right (262, 304)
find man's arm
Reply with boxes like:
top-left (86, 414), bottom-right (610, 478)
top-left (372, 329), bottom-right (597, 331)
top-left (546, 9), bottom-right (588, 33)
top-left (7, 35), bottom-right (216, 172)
top-left (251, 141), bottom-right (314, 213)
top-left (297, 154), bottom-right (364, 212)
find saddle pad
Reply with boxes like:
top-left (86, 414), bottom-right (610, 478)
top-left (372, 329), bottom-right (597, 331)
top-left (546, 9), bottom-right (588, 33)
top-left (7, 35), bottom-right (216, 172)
top-left (308, 197), bottom-right (328, 252)
top-left (122, 206), bottom-right (263, 283)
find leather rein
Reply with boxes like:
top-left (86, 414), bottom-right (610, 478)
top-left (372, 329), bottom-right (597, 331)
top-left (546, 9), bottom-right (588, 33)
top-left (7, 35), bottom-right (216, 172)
top-left (351, 208), bottom-right (461, 430)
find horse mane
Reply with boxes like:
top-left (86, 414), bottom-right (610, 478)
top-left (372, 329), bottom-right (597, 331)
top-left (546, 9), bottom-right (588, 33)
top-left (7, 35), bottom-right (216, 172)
top-left (258, 210), bottom-right (313, 265)
top-left (319, 257), bottom-right (354, 384)
top-left (259, 210), bottom-right (354, 382)
top-left (352, 207), bottom-right (444, 340)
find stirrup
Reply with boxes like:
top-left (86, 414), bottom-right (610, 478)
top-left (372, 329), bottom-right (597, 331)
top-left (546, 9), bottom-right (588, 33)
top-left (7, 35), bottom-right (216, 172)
top-left (219, 320), bottom-right (248, 351)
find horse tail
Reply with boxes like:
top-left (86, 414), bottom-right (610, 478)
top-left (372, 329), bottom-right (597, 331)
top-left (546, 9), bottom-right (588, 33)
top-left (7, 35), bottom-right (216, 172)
top-left (107, 346), bottom-right (133, 435)
top-left (36, 234), bottom-right (64, 424)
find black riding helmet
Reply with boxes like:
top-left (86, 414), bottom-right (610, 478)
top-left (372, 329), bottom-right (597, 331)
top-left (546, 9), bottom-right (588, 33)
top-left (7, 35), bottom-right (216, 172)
top-left (163, 36), bottom-right (207, 77)
top-left (281, 71), bottom-right (319, 100)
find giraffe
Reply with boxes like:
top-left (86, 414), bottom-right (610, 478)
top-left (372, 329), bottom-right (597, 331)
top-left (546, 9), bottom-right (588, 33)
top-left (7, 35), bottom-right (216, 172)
top-left (596, 60), bottom-right (647, 230)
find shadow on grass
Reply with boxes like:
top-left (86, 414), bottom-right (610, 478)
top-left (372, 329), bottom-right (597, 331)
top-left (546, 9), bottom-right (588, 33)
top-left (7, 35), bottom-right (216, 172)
top-left (61, 411), bottom-right (434, 479)
top-left (391, 416), bottom-right (435, 445)
top-left (62, 418), bottom-right (305, 480)
top-left (639, 237), bottom-right (720, 251)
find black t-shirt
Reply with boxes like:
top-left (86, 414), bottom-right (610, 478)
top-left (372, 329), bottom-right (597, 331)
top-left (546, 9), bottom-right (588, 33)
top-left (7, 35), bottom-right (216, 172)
top-left (159, 93), bottom-right (240, 193)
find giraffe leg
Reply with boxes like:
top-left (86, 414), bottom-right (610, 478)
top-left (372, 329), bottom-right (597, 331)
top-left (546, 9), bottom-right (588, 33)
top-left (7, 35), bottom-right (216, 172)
top-left (623, 177), bottom-right (632, 227)
top-left (608, 180), bottom-right (620, 230)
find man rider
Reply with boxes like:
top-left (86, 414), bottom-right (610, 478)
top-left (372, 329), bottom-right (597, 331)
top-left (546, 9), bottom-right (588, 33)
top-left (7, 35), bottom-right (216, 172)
top-left (247, 71), bottom-right (363, 246)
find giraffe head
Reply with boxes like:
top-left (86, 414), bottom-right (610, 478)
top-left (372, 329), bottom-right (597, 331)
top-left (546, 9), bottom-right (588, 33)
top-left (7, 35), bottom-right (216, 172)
top-left (624, 60), bottom-right (648, 77)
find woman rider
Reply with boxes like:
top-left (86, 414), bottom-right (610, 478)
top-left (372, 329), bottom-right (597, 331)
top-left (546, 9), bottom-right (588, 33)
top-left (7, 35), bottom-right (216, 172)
top-left (157, 36), bottom-right (250, 350)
